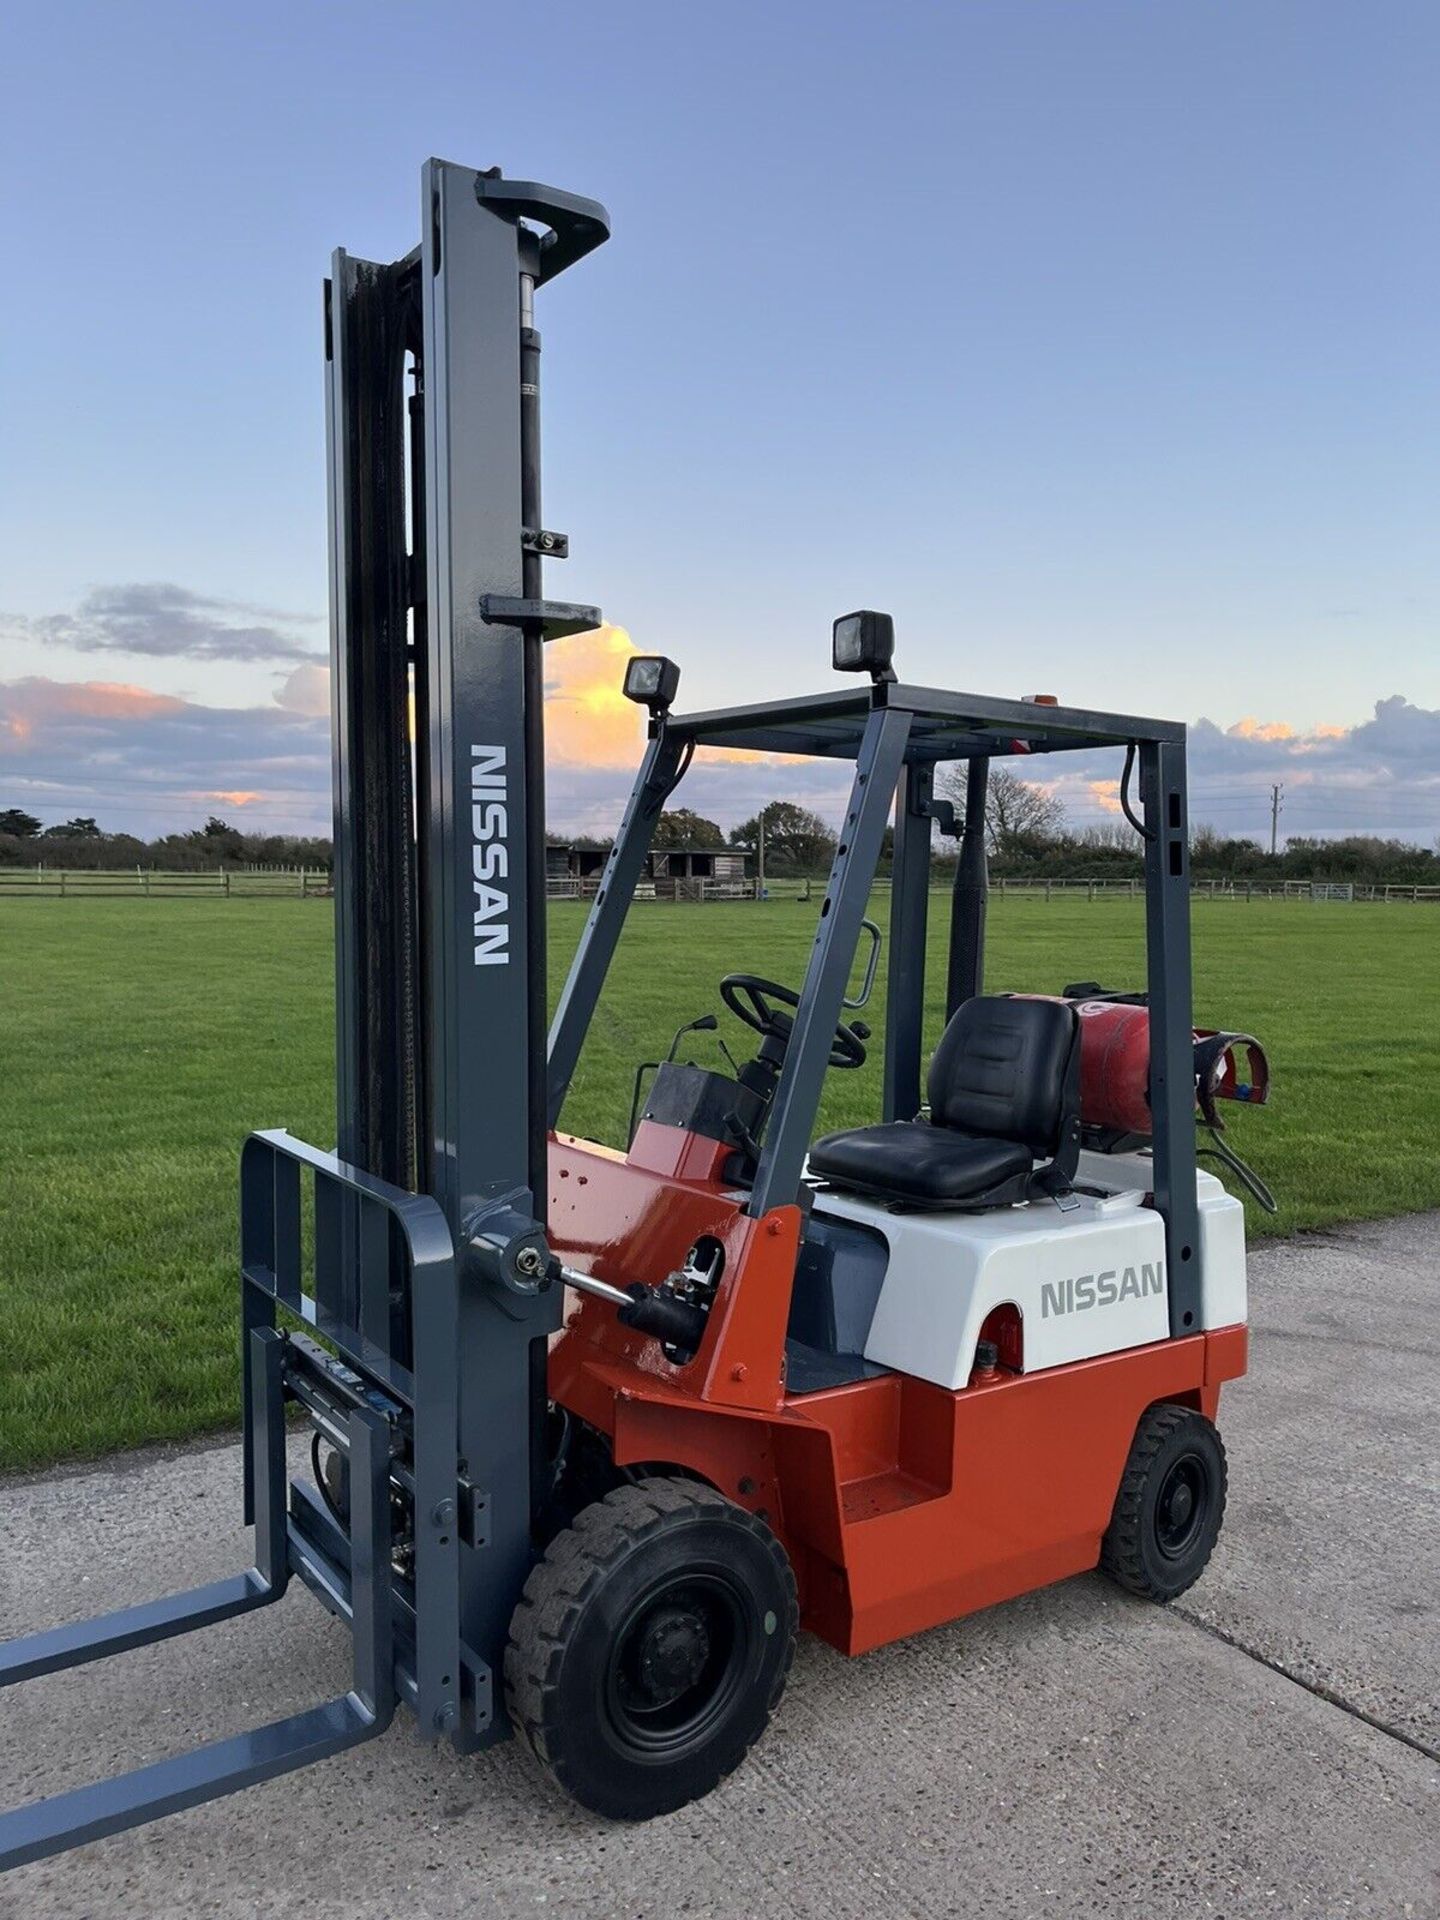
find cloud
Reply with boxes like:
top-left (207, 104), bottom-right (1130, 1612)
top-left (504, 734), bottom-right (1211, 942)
top-left (545, 748), bottom-right (854, 841)
top-left (544, 625), bottom-right (647, 768)
top-left (7, 648), bottom-right (1435, 851)
top-left (275, 662), bottom-right (331, 716)
top-left (1039, 696), bottom-right (1440, 844)
top-left (4, 679), bottom-right (187, 721)
top-left (268, 622), bottom-right (655, 754)
top-left (0, 675), bottom-right (330, 835)
top-left (1086, 778), bottom-right (1122, 815)
top-left (2, 583), bottom-right (323, 664)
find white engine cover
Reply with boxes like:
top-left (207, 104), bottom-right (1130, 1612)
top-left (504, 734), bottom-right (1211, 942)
top-left (808, 1152), bottom-right (1246, 1391)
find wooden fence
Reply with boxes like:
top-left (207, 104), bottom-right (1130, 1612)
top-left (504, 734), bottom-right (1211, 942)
top-left (6, 867), bottom-right (1434, 906)
top-left (0, 867), bottom-right (330, 899)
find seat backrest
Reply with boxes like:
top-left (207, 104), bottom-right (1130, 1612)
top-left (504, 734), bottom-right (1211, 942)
top-left (926, 995), bottom-right (1079, 1156)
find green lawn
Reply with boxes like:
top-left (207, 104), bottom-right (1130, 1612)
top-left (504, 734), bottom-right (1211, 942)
top-left (2, 894), bottom-right (1436, 1470)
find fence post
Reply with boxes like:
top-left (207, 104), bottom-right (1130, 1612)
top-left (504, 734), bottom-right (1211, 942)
top-left (1044, 878), bottom-right (1051, 903)
top-left (59, 870), bottom-right (66, 898)
top-left (224, 870), bottom-right (231, 898)
top-left (1088, 879), bottom-right (1095, 903)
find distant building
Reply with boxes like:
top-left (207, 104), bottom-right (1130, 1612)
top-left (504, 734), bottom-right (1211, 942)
top-left (546, 844), bottom-right (754, 895)
top-left (649, 846), bottom-right (752, 884)
top-left (546, 843), bottom-right (608, 882)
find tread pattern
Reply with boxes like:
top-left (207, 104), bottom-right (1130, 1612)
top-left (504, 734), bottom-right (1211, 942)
top-left (1101, 1402), bottom-right (1227, 1600)
top-left (504, 1476), bottom-right (798, 1802)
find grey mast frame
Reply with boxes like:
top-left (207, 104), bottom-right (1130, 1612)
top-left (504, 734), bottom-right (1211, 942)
top-left (417, 159), bottom-right (609, 1745)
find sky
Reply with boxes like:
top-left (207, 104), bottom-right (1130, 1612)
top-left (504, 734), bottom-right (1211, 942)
top-left (1, 0), bottom-right (1437, 848)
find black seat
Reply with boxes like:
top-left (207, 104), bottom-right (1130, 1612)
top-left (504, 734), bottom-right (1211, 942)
top-left (809, 995), bottom-right (1081, 1209)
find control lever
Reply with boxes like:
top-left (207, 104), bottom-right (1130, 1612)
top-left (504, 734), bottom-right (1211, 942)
top-left (668, 1012), bottom-right (718, 1061)
top-left (723, 1110), bottom-right (764, 1164)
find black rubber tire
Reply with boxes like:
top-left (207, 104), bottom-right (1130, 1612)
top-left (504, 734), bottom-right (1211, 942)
top-left (1101, 1403), bottom-right (1228, 1602)
top-left (504, 1476), bottom-right (798, 1820)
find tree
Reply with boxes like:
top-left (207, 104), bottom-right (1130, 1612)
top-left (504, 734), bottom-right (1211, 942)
top-left (0, 809), bottom-right (42, 838)
top-left (41, 816), bottom-right (102, 839)
top-left (938, 763), bottom-right (1065, 860)
top-left (730, 801), bottom-right (837, 875)
top-left (652, 808), bottom-right (725, 850)
top-left (192, 814), bottom-right (244, 861)
top-left (1189, 824), bottom-right (1261, 874)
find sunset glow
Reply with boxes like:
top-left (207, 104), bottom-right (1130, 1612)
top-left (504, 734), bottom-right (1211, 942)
top-left (1087, 777), bottom-right (1123, 814)
top-left (544, 624), bottom-right (646, 768)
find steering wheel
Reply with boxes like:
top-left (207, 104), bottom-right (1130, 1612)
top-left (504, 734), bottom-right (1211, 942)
top-left (720, 973), bottom-right (868, 1070)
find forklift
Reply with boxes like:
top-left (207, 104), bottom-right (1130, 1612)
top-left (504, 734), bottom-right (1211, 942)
top-left (0, 160), bottom-right (1269, 1862)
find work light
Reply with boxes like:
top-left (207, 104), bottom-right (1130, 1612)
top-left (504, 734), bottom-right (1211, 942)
top-left (622, 654), bottom-right (681, 714)
top-left (832, 610), bottom-right (896, 679)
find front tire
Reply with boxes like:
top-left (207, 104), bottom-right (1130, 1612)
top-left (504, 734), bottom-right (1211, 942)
top-left (505, 1476), bottom-right (798, 1820)
top-left (1101, 1403), bottom-right (1227, 1601)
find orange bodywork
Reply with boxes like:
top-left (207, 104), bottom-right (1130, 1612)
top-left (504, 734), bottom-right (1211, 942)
top-left (547, 1128), bottom-right (1248, 1658)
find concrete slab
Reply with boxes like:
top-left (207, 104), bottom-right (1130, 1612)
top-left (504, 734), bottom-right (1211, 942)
top-left (1178, 1212), bottom-right (1440, 1755)
top-left (1, 1221), bottom-right (1437, 1919)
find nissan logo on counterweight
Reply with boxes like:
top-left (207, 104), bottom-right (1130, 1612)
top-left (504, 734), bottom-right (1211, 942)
top-left (471, 745), bottom-right (510, 965)
top-left (1040, 1264), bottom-right (1165, 1317)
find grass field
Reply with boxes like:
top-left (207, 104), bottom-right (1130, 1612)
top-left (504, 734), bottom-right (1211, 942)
top-left (2, 894), bottom-right (1437, 1471)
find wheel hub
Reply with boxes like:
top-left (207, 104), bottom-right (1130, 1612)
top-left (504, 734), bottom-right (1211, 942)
top-left (633, 1604), bottom-right (711, 1707)
top-left (1155, 1456), bottom-right (1206, 1557)
top-left (1164, 1480), bottom-right (1194, 1530)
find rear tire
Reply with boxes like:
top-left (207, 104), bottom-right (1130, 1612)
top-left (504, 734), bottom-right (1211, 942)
top-left (1101, 1403), bottom-right (1227, 1601)
top-left (505, 1476), bottom-right (798, 1820)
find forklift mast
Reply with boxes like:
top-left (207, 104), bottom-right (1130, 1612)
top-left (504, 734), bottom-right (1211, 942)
top-left (325, 157), bottom-right (608, 1711)
top-left (0, 160), bottom-right (610, 1870)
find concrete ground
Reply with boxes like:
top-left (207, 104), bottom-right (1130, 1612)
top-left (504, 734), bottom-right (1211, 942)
top-left (1, 1215), bottom-right (1436, 1920)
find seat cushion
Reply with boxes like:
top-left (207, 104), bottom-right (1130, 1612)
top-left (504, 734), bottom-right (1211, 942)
top-left (928, 996), bottom-right (1077, 1157)
top-left (809, 1121), bottom-right (1031, 1206)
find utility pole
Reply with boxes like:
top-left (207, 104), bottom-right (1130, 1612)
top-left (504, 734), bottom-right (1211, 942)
top-left (1269, 783), bottom-right (1283, 856)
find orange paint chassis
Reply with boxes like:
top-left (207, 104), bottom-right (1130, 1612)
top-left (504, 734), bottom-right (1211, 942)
top-left (548, 1128), bottom-right (1248, 1657)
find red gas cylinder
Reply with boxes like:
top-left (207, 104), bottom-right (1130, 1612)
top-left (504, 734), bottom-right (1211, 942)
top-left (1021, 996), bottom-right (1270, 1138)
top-left (1069, 1000), bottom-right (1154, 1135)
